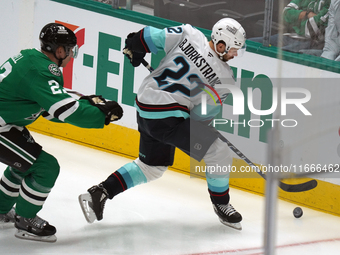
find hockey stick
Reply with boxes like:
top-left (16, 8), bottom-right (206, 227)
top-left (137, 58), bottom-right (317, 192)
top-left (141, 59), bottom-right (154, 72)
top-left (66, 90), bottom-right (84, 97)
top-left (123, 49), bottom-right (155, 72)
top-left (217, 135), bottom-right (318, 192)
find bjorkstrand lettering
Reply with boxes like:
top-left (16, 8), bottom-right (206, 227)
top-left (178, 38), bottom-right (221, 87)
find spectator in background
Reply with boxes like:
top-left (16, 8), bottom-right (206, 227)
top-left (321, 0), bottom-right (340, 60)
top-left (250, 0), bottom-right (330, 54)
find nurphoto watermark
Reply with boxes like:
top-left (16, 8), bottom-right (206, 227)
top-left (201, 84), bottom-right (312, 128)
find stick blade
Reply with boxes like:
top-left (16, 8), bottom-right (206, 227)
top-left (279, 179), bottom-right (318, 192)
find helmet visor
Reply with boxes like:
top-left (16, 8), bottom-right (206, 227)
top-left (237, 43), bottom-right (247, 57)
top-left (71, 45), bottom-right (79, 59)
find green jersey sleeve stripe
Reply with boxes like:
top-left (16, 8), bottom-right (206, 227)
top-left (56, 101), bottom-right (79, 121)
top-left (48, 98), bottom-right (78, 121)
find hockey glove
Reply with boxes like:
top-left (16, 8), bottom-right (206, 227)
top-left (80, 95), bottom-right (123, 125)
top-left (123, 31), bottom-right (148, 67)
top-left (123, 48), bottom-right (146, 67)
top-left (125, 31), bottom-right (150, 53)
top-left (125, 32), bottom-right (137, 49)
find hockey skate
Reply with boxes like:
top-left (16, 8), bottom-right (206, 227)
top-left (0, 207), bottom-right (15, 228)
top-left (14, 214), bottom-right (57, 242)
top-left (212, 203), bottom-right (242, 230)
top-left (78, 184), bottom-right (108, 223)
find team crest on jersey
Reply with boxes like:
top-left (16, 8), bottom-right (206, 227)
top-left (48, 64), bottom-right (61, 76)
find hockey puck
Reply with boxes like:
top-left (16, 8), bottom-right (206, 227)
top-left (293, 207), bottom-right (303, 218)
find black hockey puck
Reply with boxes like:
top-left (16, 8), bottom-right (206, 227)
top-left (293, 207), bottom-right (303, 218)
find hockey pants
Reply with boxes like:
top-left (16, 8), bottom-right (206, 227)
top-left (0, 150), bottom-right (60, 218)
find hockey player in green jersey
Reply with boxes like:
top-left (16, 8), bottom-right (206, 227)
top-left (0, 23), bottom-right (123, 242)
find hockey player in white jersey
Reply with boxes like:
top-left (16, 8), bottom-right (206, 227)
top-left (79, 18), bottom-right (246, 230)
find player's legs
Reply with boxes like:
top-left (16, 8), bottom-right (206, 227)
top-left (0, 127), bottom-right (60, 240)
top-left (0, 166), bottom-right (22, 215)
top-left (99, 120), bottom-right (174, 196)
top-left (102, 115), bottom-right (188, 193)
top-left (100, 115), bottom-right (220, 196)
top-left (0, 126), bottom-right (42, 172)
top-left (203, 137), bottom-right (242, 230)
top-left (127, 116), bottom-right (242, 228)
top-left (79, 115), bottom-right (185, 222)
top-left (0, 166), bottom-right (21, 226)
top-left (14, 150), bottom-right (60, 218)
top-left (0, 126), bottom-right (43, 215)
top-left (13, 150), bottom-right (59, 242)
top-left (158, 117), bottom-right (242, 229)
top-left (79, 115), bottom-right (231, 224)
top-left (204, 137), bottom-right (232, 204)
top-left (161, 117), bottom-right (237, 215)
top-left (78, 129), bottom-right (171, 223)
top-left (0, 151), bottom-right (59, 218)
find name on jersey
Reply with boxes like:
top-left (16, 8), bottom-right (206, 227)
top-left (11, 53), bottom-right (23, 63)
top-left (178, 39), bottom-right (221, 87)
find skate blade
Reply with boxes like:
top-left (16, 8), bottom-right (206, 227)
top-left (15, 229), bottom-right (57, 243)
top-left (78, 193), bottom-right (96, 223)
top-left (219, 219), bottom-right (242, 230)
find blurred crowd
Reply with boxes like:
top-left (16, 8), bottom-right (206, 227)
top-left (249, 0), bottom-right (340, 62)
top-left (93, 0), bottom-right (340, 62)
top-left (94, 0), bottom-right (114, 5)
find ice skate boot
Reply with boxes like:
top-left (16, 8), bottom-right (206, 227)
top-left (0, 207), bottom-right (15, 228)
top-left (212, 203), bottom-right (242, 230)
top-left (14, 215), bottom-right (57, 242)
top-left (78, 184), bottom-right (108, 223)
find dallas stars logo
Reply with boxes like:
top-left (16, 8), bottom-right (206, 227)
top-left (48, 63), bottom-right (61, 77)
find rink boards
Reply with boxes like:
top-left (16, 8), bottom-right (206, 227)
top-left (28, 117), bottom-right (340, 217)
top-left (1, 0), bottom-right (340, 216)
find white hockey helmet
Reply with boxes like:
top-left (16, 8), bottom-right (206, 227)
top-left (211, 18), bottom-right (246, 58)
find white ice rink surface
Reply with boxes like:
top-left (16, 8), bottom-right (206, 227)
top-left (1, 132), bottom-right (340, 255)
